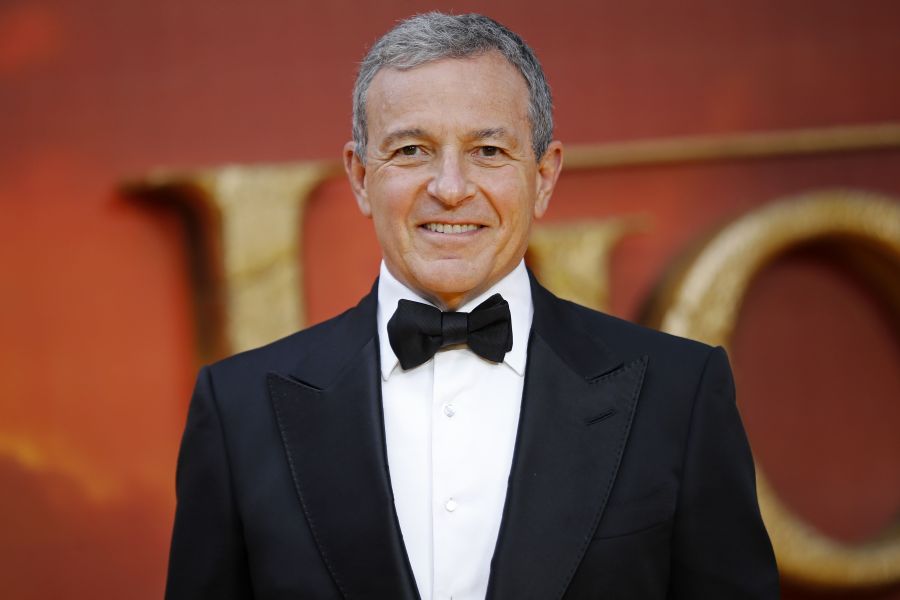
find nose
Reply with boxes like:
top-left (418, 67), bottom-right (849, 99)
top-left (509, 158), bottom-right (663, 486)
top-left (426, 152), bottom-right (475, 206)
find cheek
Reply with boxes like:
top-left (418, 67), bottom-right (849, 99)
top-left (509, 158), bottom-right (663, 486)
top-left (371, 205), bottom-right (408, 251)
top-left (367, 177), bottom-right (420, 252)
top-left (495, 192), bottom-right (536, 234)
top-left (368, 171), bottom-right (420, 217)
top-left (480, 171), bottom-right (537, 228)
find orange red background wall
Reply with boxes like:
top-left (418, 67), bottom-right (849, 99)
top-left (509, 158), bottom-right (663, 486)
top-left (2, 1), bottom-right (899, 598)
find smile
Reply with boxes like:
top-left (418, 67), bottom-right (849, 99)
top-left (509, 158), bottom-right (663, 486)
top-left (423, 223), bottom-right (483, 234)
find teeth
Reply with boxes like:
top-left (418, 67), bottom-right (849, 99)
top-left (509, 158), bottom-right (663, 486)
top-left (425, 223), bottom-right (480, 234)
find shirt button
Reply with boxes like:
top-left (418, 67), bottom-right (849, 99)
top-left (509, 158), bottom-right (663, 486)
top-left (443, 403), bottom-right (456, 417)
top-left (445, 498), bottom-right (459, 512)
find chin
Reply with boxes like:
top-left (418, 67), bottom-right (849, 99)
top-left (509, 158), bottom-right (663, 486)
top-left (409, 261), bottom-right (491, 301)
top-left (415, 271), bottom-right (480, 295)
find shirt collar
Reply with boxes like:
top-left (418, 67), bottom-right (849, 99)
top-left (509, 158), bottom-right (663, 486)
top-left (377, 260), bottom-right (534, 380)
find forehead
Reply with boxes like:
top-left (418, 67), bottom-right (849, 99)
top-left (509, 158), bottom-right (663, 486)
top-left (365, 51), bottom-right (531, 139)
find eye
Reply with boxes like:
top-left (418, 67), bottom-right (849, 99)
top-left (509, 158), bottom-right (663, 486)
top-left (399, 145), bottom-right (419, 156)
top-left (478, 146), bottom-right (500, 157)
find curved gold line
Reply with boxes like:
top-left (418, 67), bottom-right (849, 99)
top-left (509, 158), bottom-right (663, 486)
top-left (659, 191), bottom-right (900, 588)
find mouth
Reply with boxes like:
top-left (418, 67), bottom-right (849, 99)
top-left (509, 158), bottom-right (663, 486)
top-left (421, 222), bottom-right (484, 234)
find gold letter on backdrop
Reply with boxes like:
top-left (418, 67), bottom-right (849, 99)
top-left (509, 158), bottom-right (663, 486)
top-left (527, 218), bottom-right (647, 312)
top-left (649, 190), bottom-right (900, 588)
top-left (127, 162), bottom-right (340, 362)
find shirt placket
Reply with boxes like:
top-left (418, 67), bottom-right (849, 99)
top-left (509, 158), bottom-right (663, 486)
top-left (431, 349), bottom-right (468, 600)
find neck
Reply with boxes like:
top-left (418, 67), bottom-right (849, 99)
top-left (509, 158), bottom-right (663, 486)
top-left (386, 263), bottom-right (521, 312)
top-left (424, 290), bottom-right (473, 312)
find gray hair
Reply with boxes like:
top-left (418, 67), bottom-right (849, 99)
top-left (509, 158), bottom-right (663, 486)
top-left (352, 12), bottom-right (553, 161)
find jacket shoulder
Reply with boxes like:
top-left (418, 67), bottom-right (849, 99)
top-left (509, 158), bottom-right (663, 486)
top-left (551, 293), bottom-right (714, 362)
top-left (204, 293), bottom-right (375, 394)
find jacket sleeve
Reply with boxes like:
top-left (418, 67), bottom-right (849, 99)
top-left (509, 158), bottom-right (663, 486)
top-left (165, 366), bottom-right (253, 599)
top-left (668, 346), bottom-right (780, 599)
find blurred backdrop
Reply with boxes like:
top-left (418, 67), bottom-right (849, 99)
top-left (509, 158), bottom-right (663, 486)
top-left (1, 1), bottom-right (899, 598)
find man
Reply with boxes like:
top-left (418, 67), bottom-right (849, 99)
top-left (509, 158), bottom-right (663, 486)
top-left (166, 12), bottom-right (779, 600)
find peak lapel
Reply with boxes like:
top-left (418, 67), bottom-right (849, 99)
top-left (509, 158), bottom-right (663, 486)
top-left (487, 280), bottom-right (648, 600)
top-left (267, 286), bottom-right (419, 599)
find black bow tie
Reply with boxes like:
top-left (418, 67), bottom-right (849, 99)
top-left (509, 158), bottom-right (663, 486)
top-left (387, 294), bottom-right (513, 370)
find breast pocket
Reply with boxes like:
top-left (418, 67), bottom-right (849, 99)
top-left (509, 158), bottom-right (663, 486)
top-left (593, 484), bottom-right (676, 539)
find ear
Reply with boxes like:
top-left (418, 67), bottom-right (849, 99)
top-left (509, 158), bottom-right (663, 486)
top-left (533, 140), bottom-right (563, 219)
top-left (343, 141), bottom-right (371, 217)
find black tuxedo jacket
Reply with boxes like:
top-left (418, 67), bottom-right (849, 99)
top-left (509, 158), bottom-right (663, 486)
top-left (166, 276), bottom-right (779, 599)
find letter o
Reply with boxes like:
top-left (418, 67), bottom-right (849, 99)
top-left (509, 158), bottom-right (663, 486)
top-left (658, 190), bottom-right (900, 588)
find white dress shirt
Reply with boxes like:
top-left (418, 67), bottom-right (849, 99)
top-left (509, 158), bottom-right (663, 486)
top-left (377, 260), bottom-right (534, 600)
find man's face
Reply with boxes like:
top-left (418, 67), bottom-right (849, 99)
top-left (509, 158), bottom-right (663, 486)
top-left (344, 51), bottom-right (563, 309)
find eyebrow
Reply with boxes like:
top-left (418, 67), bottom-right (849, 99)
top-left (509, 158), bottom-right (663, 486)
top-left (470, 127), bottom-right (509, 141)
top-left (380, 128), bottom-right (428, 149)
